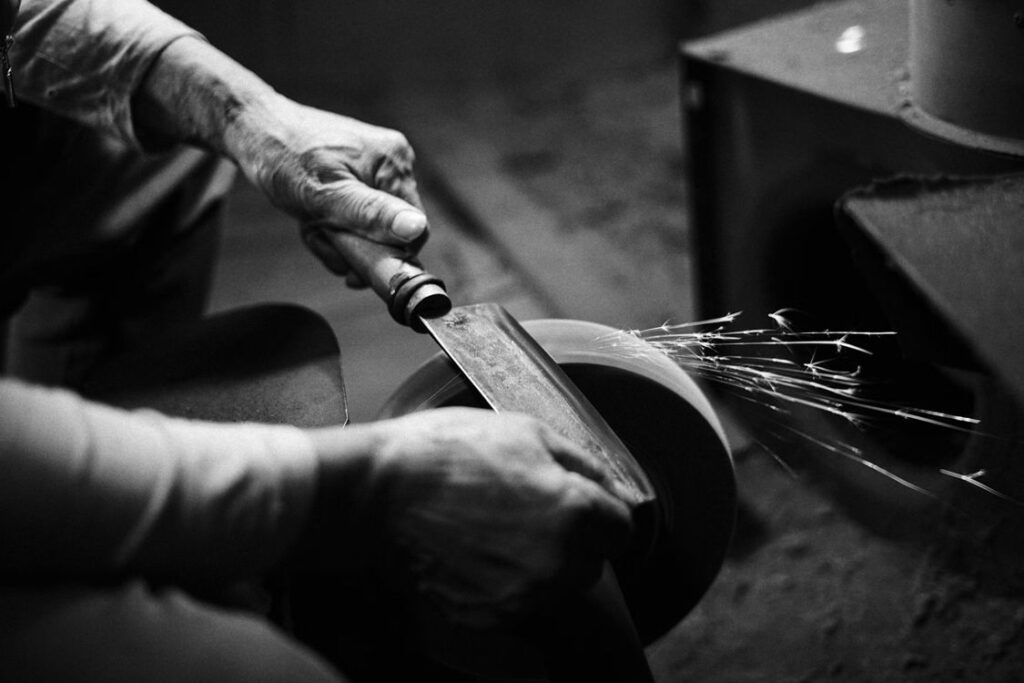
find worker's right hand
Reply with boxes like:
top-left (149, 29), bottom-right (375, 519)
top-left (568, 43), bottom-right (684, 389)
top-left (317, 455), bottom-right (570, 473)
top-left (135, 37), bottom-right (429, 290)
top-left (304, 408), bottom-right (633, 632)
top-left (229, 97), bottom-right (428, 287)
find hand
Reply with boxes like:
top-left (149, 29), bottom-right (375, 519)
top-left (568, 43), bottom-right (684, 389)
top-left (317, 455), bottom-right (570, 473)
top-left (134, 37), bottom-right (427, 285)
top-left (235, 99), bottom-right (428, 286)
top-left (306, 408), bottom-right (633, 632)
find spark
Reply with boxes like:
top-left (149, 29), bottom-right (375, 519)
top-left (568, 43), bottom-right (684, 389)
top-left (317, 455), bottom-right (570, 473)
top-left (601, 316), bottom-right (979, 436)
top-left (768, 308), bottom-right (795, 332)
top-left (780, 425), bottom-right (935, 499)
top-left (412, 374), bottom-right (468, 413)
top-left (759, 441), bottom-right (800, 480)
top-left (940, 469), bottom-right (1024, 506)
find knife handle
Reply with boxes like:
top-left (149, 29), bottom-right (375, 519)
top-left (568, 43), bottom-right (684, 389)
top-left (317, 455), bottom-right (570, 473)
top-left (324, 230), bottom-right (451, 331)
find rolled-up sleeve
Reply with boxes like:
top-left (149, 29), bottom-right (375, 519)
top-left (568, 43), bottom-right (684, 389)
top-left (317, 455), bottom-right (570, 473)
top-left (9, 0), bottom-right (202, 149)
top-left (0, 380), bottom-right (319, 582)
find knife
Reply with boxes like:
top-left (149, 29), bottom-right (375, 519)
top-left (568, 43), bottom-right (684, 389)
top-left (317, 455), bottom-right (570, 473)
top-left (326, 229), bottom-right (656, 681)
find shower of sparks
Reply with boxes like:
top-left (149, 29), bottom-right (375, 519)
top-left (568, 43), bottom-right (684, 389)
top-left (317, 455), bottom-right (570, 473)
top-left (599, 309), bottom-right (1018, 502)
top-left (613, 310), bottom-right (978, 433)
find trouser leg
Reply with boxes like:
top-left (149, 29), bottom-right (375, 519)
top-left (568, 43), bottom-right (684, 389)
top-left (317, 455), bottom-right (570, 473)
top-left (0, 581), bottom-right (347, 683)
top-left (4, 154), bottom-right (235, 387)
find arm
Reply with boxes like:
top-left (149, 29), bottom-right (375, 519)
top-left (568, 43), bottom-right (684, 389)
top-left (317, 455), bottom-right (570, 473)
top-left (303, 408), bottom-right (634, 631)
top-left (132, 36), bottom-right (429, 267)
top-left (10, 0), bottom-right (200, 144)
top-left (0, 379), bottom-right (631, 630)
top-left (0, 379), bottom-right (322, 582)
top-left (11, 0), bottom-right (427, 279)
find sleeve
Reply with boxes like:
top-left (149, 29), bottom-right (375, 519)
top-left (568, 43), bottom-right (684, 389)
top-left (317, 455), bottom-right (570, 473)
top-left (0, 379), bottom-right (319, 582)
top-left (8, 0), bottom-right (203, 149)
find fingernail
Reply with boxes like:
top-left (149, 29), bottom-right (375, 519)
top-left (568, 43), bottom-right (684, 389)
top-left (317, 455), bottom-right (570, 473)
top-left (392, 210), bottom-right (427, 241)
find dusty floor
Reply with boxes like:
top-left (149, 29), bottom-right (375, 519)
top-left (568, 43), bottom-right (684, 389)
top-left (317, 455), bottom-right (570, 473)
top-left (209, 52), bottom-right (1024, 682)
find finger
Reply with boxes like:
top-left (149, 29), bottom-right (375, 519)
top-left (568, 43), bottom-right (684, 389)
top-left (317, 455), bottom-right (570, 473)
top-left (566, 475), bottom-right (633, 561)
top-left (414, 567), bottom-right (508, 631)
top-left (300, 223), bottom-right (352, 275)
top-left (539, 477), bottom-right (632, 596)
top-left (374, 157), bottom-right (426, 213)
top-left (345, 270), bottom-right (369, 289)
top-left (540, 428), bottom-right (636, 504)
top-left (327, 180), bottom-right (429, 246)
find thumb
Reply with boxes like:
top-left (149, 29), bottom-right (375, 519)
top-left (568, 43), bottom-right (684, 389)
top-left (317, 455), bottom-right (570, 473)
top-left (300, 224), bottom-right (351, 275)
top-left (541, 428), bottom-right (637, 505)
top-left (328, 181), bottom-right (429, 245)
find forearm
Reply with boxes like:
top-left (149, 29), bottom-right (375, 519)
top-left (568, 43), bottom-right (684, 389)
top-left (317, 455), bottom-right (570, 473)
top-left (12, 0), bottom-right (296, 170)
top-left (0, 380), bottom-right (332, 583)
top-left (293, 426), bottom-right (385, 574)
top-left (133, 35), bottom-right (291, 174)
top-left (133, 30), bottom-right (429, 242)
top-left (13, 0), bottom-right (427, 258)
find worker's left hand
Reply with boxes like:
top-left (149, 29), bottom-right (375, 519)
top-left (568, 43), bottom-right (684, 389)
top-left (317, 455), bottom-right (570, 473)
top-left (300, 408), bottom-right (633, 632)
top-left (233, 99), bottom-right (428, 286)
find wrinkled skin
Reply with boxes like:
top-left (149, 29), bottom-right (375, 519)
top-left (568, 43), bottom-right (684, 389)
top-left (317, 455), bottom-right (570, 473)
top-left (308, 408), bottom-right (633, 631)
top-left (243, 100), bottom-right (428, 288)
top-left (135, 37), bottom-right (430, 287)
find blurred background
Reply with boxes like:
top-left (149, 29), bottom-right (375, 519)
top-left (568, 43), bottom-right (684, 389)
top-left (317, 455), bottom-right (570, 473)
top-left (157, 0), bottom-right (817, 99)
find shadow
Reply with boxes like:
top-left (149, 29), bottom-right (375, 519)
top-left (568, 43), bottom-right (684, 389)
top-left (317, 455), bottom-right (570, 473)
top-left (79, 303), bottom-right (348, 428)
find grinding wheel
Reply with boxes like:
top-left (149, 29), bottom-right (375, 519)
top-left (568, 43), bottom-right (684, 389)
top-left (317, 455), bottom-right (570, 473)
top-left (379, 318), bottom-right (737, 678)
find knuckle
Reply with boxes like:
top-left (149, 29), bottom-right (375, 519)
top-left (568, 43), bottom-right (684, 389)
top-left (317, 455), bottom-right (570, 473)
top-left (564, 475), bottom-right (629, 534)
top-left (379, 130), bottom-right (413, 162)
top-left (338, 180), bottom-right (387, 221)
top-left (388, 130), bottom-right (413, 153)
top-left (558, 479), bottom-right (595, 525)
top-left (391, 149), bottom-right (416, 173)
top-left (297, 147), bottom-right (349, 185)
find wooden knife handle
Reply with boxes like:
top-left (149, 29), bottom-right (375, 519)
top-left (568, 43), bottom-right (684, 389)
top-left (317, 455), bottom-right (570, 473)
top-left (324, 230), bottom-right (451, 330)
